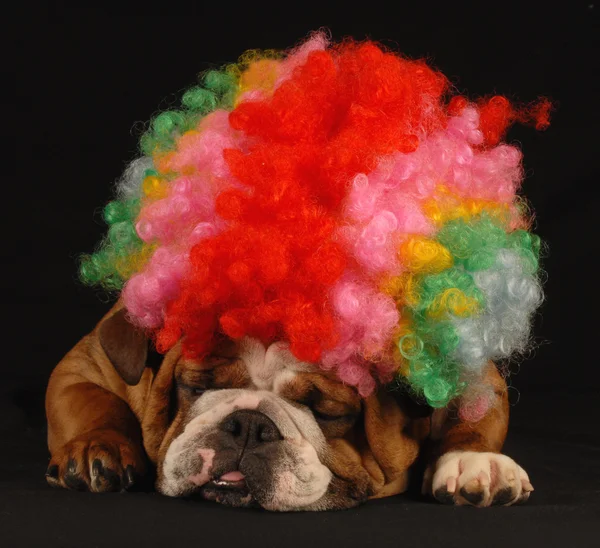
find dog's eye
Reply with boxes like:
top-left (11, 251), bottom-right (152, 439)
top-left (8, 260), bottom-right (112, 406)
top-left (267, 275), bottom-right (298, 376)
top-left (177, 384), bottom-right (207, 398)
top-left (312, 409), bottom-right (346, 422)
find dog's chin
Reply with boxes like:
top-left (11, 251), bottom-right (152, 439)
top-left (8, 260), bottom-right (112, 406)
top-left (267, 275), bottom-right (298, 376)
top-left (196, 480), bottom-right (257, 508)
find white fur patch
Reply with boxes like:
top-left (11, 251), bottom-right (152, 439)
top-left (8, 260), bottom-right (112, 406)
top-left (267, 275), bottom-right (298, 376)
top-left (188, 448), bottom-right (215, 486)
top-left (427, 451), bottom-right (533, 507)
top-left (241, 338), bottom-right (314, 391)
top-left (159, 385), bottom-right (332, 508)
top-left (263, 440), bottom-right (332, 511)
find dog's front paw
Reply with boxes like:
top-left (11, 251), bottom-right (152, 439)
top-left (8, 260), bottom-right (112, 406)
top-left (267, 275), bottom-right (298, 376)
top-left (425, 451), bottom-right (533, 507)
top-left (46, 429), bottom-right (146, 492)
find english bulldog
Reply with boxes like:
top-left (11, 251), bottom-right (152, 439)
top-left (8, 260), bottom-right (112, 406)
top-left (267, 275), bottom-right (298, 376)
top-left (45, 303), bottom-right (533, 510)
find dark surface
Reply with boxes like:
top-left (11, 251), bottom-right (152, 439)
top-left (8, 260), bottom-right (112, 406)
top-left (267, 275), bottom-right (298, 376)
top-left (3, 398), bottom-right (599, 548)
top-left (5, 4), bottom-right (599, 547)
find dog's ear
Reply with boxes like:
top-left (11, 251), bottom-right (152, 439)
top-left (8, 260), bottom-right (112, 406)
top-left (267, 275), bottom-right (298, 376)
top-left (98, 307), bottom-right (148, 385)
top-left (359, 389), bottom-right (431, 498)
top-left (141, 345), bottom-right (180, 462)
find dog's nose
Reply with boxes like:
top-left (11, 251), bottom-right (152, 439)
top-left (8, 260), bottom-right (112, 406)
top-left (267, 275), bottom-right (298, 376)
top-left (219, 410), bottom-right (283, 448)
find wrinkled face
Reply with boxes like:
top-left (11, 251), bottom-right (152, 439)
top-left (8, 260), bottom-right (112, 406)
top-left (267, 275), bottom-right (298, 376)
top-left (153, 337), bottom-right (421, 511)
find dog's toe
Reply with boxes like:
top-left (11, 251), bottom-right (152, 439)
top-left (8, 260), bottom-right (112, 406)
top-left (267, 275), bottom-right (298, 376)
top-left (63, 458), bottom-right (89, 491)
top-left (434, 485), bottom-right (456, 505)
top-left (460, 478), bottom-right (487, 506)
top-left (90, 458), bottom-right (122, 492)
top-left (123, 465), bottom-right (136, 489)
top-left (492, 486), bottom-right (515, 505)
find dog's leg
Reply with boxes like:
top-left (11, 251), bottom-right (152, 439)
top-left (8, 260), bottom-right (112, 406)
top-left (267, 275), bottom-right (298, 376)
top-left (45, 305), bottom-right (151, 492)
top-left (422, 362), bottom-right (534, 507)
top-left (46, 364), bottom-right (147, 492)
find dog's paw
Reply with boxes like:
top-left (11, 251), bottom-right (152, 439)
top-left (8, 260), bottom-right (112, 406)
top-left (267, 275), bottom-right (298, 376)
top-left (424, 451), bottom-right (533, 507)
top-left (46, 429), bottom-right (145, 493)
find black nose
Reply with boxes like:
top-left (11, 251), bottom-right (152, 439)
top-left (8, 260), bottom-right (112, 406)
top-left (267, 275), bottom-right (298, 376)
top-left (219, 410), bottom-right (283, 448)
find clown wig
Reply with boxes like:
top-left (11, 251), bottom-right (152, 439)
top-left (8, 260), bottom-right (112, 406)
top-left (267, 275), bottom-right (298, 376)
top-left (80, 32), bottom-right (550, 421)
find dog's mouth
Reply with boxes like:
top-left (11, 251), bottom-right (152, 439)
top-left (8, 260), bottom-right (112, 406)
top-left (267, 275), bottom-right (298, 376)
top-left (198, 471), bottom-right (256, 508)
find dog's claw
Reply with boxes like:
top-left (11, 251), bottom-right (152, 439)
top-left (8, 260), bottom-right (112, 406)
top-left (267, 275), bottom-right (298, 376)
top-left (45, 464), bottom-right (59, 479)
top-left (92, 458), bottom-right (104, 478)
top-left (66, 459), bottom-right (77, 475)
top-left (123, 465), bottom-right (135, 489)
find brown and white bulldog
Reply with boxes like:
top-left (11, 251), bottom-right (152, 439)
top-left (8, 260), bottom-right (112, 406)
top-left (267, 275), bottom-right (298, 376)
top-left (45, 303), bottom-right (533, 510)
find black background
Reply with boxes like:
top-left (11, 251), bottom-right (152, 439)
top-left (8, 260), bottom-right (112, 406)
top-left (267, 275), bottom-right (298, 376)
top-left (4, 3), bottom-right (599, 547)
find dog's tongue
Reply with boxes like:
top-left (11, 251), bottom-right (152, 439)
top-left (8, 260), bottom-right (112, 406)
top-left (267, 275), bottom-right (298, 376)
top-left (220, 471), bottom-right (245, 482)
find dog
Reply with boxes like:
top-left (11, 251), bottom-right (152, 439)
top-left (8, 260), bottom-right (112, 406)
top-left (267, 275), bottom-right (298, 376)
top-left (45, 302), bottom-right (533, 510)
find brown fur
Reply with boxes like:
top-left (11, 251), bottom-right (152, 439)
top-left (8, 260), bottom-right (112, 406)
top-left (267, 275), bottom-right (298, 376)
top-left (46, 302), bottom-right (510, 501)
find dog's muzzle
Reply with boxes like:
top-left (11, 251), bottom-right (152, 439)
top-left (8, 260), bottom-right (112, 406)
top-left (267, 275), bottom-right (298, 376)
top-left (199, 410), bottom-right (284, 507)
top-left (157, 389), bottom-right (332, 511)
